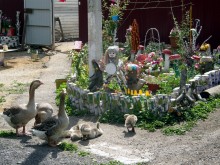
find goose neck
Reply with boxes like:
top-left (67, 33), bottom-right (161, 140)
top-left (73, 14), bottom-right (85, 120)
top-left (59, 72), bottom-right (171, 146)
top-left (27, 87), bottom-right (35, 107)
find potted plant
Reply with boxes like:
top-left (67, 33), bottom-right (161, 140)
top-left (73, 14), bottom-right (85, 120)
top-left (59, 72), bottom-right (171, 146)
top-left (169, 27), bottom-right (179, 48)
top-left (103, 0), bottom-right (129, 21)
top-left (144, 75), bottom-right (161, 94)
top-left (109, 3), bottom-right (120, 21)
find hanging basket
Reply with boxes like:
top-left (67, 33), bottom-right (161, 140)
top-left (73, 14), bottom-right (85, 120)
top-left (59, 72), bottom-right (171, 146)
top-left (111, 15), bottom-right (119, 21)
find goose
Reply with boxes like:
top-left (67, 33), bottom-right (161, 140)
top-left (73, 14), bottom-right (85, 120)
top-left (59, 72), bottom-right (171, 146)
top-left (2, 80), bottom-right (43, 136)
top-left (31, 89), bottom-right (69, 147)
top-left (34, 103), bottom-right (54, 126)
top-left (124, 114), bottom-right (138, 133)
top-left (88, 122), bottom-right (103, 139)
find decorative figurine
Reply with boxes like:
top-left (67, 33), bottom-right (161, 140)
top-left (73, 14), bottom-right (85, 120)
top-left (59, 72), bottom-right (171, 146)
top-left (88, 59), bottom-right (104, 92)
top-left (16, 11), bottom-right (21, 37)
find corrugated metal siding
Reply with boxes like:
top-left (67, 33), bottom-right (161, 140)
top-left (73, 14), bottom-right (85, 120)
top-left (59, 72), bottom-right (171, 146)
top-left (54, 0), bottom-right (79, 40)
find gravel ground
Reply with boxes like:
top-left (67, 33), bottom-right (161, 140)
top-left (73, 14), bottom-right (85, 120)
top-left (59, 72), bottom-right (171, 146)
top-left (0, 42), bottom-right (220, 165)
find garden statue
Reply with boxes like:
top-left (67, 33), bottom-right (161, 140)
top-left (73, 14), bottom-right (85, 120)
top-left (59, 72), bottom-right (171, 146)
top-left (16, 11), bottom-right (21, 37)
top-left (125, 63), bottom-right (145, 90)
top-left (171, 86), bottom-right (195, 114)
top-left (104, 45), bottom-right (127, 92)
top-left (190, 19), bottom-right (202, 51)
top-left (104, 45), bottom-right (119, 66)
top-left (104, 45), bottom-right (119, 78)
top-left (88, 59), bottom-right (104, 92)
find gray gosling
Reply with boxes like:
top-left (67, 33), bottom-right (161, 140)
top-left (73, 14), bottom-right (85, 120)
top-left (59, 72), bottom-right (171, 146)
top-left (124, 114), bottom-right (138, 133)
top-left (88, 122), bottom-right (103, 139)
top-left (34, 103), bottom-right (54, 126)
top-left (69, 124), bottom-right (83, 141)
top-left (80, 123), bottom-right (92, 140)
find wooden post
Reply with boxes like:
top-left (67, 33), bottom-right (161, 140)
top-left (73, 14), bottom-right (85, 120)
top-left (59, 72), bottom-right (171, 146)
top-left (87, 0), bottom-right (103, 77)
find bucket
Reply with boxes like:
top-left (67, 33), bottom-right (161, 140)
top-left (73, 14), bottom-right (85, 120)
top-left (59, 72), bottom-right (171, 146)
top-left (0, 52), bottom-right (4, 66)
top-left (55, 79), bottom-right (67, 89)
top-left (111, 15), bottom-right (119, 21)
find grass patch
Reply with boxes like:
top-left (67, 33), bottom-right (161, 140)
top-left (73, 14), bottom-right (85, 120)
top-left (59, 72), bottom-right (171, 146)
top-left (0, 130), bottom-right (16, 137)
top-left (78, 151), bottom-right (90, 157)
top-left (7, 81), bottom-right (28, 94)
top-left (0, 96), bottom-right (6, 104)
top-left (58, 142), bottom-right (91, 157)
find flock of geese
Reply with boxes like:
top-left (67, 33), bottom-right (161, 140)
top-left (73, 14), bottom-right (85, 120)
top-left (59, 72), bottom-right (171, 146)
top-left (1, 80), bottom-right (138, 147)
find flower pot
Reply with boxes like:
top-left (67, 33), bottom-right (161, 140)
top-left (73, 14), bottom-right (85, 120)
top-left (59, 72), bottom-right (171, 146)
top-left (111, 15), bottom-right (119, 21)
top-left (147, 83), bottom-right (160, 94)
top-left (169, 36), bottom-right (179, 48)
top-left (55, 78), bottom-right (67, 89)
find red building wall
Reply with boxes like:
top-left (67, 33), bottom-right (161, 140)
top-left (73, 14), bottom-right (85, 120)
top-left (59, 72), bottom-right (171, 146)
top-left (0, 0), bottom-right (24, 35)
top-left (79, 0), bottom-right (220, 50)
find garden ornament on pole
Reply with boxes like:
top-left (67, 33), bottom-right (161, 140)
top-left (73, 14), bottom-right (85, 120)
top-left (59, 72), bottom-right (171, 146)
top-left (190, 19), bottom-right (202, 51)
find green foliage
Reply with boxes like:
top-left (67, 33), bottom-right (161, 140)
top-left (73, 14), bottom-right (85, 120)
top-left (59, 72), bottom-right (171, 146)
top-left (102, 0), bottom-right (129, 50)
top-left (144, 41), bottom-right (166, 54)
top-left (99, 109), bottom-right (124, 124)
top-left (58, 142), bottom-right (91, 158)
top-left (156, 73), bottom-right (180, 94)
top-left (58, 142), bottom-right (78, 152)
top-left (162, 121), bottom-right (196, 136)
top-left (69, 44), bottom-right (89, 89)
top-left (0, 130), bottom-right (16, 137)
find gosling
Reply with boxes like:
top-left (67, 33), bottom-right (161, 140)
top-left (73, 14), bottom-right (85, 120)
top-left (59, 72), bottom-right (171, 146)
top-left (88, 122), bottom-right (103, 139)
top-left (70, 124), bottom-right (83, 141)
top-left (80, 123), bottom-right (92, 140)
top-left (124, 114), bottom-right (138, 133)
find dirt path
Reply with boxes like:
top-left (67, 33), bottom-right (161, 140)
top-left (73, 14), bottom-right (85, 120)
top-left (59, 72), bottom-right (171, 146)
top-left (0, 43), bottom-right (220, 165)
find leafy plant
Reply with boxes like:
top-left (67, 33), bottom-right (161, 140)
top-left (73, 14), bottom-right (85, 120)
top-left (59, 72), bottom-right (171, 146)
top-left (99, 109), bottom-right (124, 124)
top-left (69, 44), bottom-right (89, 89)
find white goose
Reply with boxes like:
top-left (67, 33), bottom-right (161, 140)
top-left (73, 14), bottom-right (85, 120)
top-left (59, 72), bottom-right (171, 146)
top-left (2, 80), bottom-right (43, 136)
top-left (31, 89), bottom-right (69, 147)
